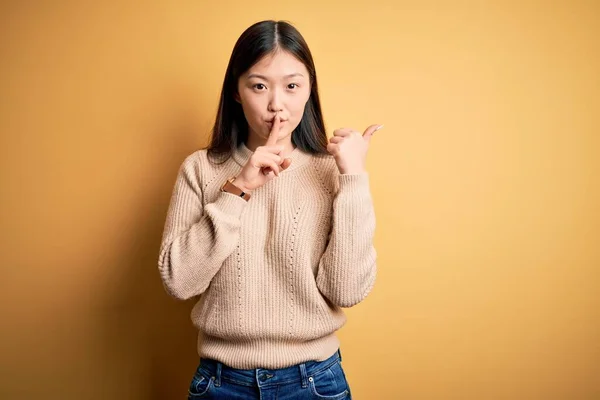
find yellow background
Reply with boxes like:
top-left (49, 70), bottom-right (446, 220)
top-left (1, 1), bottom-right (598, 399)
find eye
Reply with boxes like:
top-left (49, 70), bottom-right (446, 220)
top-left (253, 83), bottom-right (266, 90)
top-left (287, 83), bottom-right (299, 89)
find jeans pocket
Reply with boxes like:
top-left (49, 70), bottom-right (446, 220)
top-left (309, 362), bottom-right (350, 400)
top-left (188, 367), bottom-right (214, 399)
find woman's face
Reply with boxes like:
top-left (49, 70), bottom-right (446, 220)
top-left (237, 50), bottom-right (311, 144)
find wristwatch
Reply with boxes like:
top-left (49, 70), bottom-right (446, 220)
top-left (220, 176), bottom-right (251, 201)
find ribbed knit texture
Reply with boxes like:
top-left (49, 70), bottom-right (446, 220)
top-left (158, 143), bottom-right (377, 369)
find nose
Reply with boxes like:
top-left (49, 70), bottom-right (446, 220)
top-left (267, 87), bottom-right (283, 113)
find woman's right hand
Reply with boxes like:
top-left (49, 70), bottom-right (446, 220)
top-left (232, 115), bottom-right (292, 193)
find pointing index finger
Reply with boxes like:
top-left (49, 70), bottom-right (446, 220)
top-left (266, 114), bottom-right (281, 147)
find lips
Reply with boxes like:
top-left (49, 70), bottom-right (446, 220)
top-left (267, 119), bottom-right (287, 123)
top-left (266, 121), bottom-right (287, 129)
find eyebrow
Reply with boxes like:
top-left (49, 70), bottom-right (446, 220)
top-left (246, 73), bottom-right (305, 80)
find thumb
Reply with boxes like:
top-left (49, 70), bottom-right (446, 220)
top-left (363, 124), bottom-right (383, 142)
top-left (280, 158), bottom-right (292, 171)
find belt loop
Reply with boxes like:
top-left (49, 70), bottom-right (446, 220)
top-left (214, 362), bottom-right (222, 387)
top-left (299, 362), bottom-right (309, 388)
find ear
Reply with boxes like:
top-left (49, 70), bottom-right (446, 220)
top-left (234, 92), bottom-right (241, 103)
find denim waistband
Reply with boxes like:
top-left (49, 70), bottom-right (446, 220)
top-left (198, 349), bottom-right (342, 388)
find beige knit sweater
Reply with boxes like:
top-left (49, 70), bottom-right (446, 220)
top-left (158, 142), bottom-right (377, 369)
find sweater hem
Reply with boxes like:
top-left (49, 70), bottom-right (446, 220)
top-left (197, 333), bottom-right (341, 369)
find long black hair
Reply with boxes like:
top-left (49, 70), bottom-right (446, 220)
top-left (206, 20), bottom-right (328, 164)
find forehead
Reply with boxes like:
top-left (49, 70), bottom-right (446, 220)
top-left (245, 50), bottom-right (309, 78)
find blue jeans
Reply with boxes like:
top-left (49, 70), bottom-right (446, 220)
top-left (188, 349), bottom-right (352, 399)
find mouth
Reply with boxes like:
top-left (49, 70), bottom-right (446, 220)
top-left (266, 121), bottom-right (287, 131)
top-left (266, 118), bottom-right (288, 124)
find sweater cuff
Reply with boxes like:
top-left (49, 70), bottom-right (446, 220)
top-left (338, 173), bottom-right (370, 192)
top-left (212, 191), bottom-right (249, 219)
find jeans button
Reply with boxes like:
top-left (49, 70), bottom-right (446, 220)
top-left (259, 373), bottom-right (274, 381)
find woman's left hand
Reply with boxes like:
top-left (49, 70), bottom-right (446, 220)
top-left (327, 124), bottom-right (383, 174)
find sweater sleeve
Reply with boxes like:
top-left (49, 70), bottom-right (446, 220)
top-left (316, 173), bottom-right (377, 308)
top-left (158, 153), bottom-right (248, 300)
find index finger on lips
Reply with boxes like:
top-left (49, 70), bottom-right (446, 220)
top-left (266, 114), bottom-right (281, 148)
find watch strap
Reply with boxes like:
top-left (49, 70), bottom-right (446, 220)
top-left (221, 177), bottom-right (251, 201)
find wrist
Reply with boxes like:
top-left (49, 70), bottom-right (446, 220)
top-left (232, 178), bottom-right (251, 193)
top-left (220, 176), bottom-right (252, 201)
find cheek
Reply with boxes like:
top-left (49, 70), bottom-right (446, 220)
top-left (240, 96), bottom-right (263, 120)
top-left (289, 96), bottom-right (310, 122)
top-left (289, 89), bottom-right (310, 111)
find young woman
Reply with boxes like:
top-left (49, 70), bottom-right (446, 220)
top-left (158, 19), bottom-right (380, 399)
